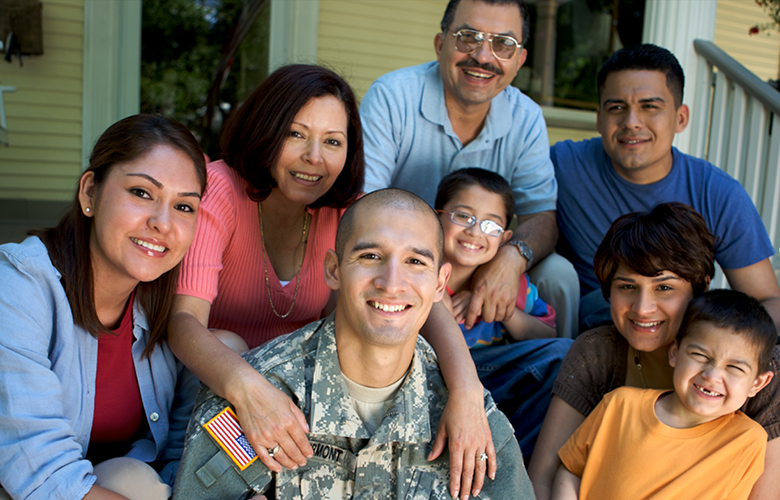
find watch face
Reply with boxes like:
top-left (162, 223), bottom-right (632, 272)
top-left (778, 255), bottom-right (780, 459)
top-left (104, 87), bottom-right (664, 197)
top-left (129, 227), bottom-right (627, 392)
top-left (512, 241), bottom-right (532, 263)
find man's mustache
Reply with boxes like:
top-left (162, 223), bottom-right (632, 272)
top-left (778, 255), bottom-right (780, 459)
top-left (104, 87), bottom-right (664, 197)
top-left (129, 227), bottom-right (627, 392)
top-left (456, 58), bottom-right (504, 76)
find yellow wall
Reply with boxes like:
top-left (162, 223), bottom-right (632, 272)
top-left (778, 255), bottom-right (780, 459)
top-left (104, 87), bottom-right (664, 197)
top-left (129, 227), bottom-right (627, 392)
top-left (547, 127), bottom-right (598, 145)
top-left (715, 0), bottom-right (780, 81)
top-left (0, 0), bottom-right (84, 201)
top-left (316, 0), bottom-right (598, 145)
top-left (317, 0), bottom-right (447, 99)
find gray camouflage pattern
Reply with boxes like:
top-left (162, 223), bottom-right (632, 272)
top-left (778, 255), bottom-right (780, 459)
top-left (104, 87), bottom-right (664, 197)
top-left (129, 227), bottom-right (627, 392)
top-left (173, 314), bottom-right (535, 499)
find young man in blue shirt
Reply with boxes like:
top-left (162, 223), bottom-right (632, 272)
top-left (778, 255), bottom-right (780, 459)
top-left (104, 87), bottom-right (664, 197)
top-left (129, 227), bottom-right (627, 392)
top-left (552, 44), bottom-right (780, 336)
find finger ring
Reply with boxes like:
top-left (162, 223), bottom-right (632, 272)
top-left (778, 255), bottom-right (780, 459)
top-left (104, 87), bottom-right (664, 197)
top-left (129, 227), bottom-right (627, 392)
top-left (477, 453), bottom-right (488, 461)
top-left (268, 445), bottom-right (280, 457)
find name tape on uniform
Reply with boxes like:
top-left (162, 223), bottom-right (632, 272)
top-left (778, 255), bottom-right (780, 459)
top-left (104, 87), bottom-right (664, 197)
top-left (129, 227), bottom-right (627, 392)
top-left (310, 440), bottom-right (357, 472)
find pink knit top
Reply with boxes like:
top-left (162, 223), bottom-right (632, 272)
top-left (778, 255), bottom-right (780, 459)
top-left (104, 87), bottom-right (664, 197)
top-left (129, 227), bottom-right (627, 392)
top-left (177, 160), bottom-right (341, 348)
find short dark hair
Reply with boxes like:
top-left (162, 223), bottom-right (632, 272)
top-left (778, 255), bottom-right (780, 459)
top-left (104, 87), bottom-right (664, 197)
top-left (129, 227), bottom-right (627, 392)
top-left (597, 44), bottom-right (685, 108)
top-left (434, 167), bottom-right (514, 229)
top-left (440, 0), bottom-right (530, 46)
top-left (678, 290), bottom-right (776, 373)
top-left (594, 202), bottom-right (715, 300)
top-left (336, 189), bottom-right (444, 269)
top-left (32, 114), bottom-right (207, 357)
top-left (220, 64), bottom-right (364, 209)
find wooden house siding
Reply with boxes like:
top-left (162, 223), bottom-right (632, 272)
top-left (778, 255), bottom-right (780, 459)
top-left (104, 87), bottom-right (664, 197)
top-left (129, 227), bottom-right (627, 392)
top-left (316, 0), bottom-right (599, 145)
top-left (317, 0), bottom-right (447, 99)
top-left (0, 0), bottom-right (84, 201)
top-left (714, 0), bottom-right (780, 81)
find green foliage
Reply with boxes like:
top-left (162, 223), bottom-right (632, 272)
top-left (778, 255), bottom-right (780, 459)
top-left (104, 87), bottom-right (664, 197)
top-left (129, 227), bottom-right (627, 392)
top-left (751, 0), bottom-right (780, 34)
top-left (550, 0), bottom-right (611, 109)
top-left (141, 0), bottom-right (269, 155)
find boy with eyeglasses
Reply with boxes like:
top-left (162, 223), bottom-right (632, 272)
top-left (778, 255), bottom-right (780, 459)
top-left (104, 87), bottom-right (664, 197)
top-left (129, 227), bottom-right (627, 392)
top-left (435, 168), bottom-right (572, 458)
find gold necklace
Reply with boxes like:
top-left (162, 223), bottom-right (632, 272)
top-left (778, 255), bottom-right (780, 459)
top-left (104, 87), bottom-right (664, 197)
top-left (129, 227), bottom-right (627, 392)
top-left (258, 202), bottom-right (308, 319)
top-left (633, 346), bottom-right (647, 389)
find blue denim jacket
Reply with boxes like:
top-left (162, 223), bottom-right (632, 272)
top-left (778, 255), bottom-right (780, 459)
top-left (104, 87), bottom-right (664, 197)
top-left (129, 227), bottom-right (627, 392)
top-left (0, 237), bottom-right (198, 500)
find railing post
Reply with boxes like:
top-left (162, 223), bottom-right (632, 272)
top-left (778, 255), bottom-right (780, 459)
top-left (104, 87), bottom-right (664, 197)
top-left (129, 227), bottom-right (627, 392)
top-left (742, 100), bottom-right (768, 203)
top-left (689, 57), bottom-right (712, 160)
top-left (724, 87), bottom-right (748, 182)
top-left (762, 114), bottom-right (780, 245)
top-left (708, 71), bottom-right (729, 168)
top-left (642, 0), bottom-right (717, 155)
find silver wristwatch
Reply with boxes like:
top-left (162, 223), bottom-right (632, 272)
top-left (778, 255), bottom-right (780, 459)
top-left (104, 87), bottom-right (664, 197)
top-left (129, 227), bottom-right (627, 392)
top-left (507, 240), bottom-right (533, 267)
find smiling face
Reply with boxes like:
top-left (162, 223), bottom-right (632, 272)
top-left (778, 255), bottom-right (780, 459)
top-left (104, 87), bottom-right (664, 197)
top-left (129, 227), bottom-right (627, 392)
top-left (80, 145), bottom-right (202, 290)
top-left (271, 95), bottom-right (349, 206)
top-left (325, 203), bottom-right (450, 350)
top-left (610, 265), bottom-right (695, 353)
top-left (668, 322), bottom-right (773, 426)
top-left (597, 70), bottom-right (689, 185)
top-left (439, 184), bottom-right (512, 272)
top-left (434, 0), bottom-right (527, 112)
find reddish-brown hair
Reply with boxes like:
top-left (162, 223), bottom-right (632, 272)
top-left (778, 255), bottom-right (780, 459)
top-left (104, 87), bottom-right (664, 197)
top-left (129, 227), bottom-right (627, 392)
top-left (594, 202), bottom-right (715, 300)
top-left (32, 114), bottom-right (206, 357)
top-left (220, 64), bottom-right (363, 208)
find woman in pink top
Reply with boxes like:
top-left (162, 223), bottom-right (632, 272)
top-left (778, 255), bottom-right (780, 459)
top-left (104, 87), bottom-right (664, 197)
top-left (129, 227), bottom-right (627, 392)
top-left (169, 65), bottom-right (495, 498)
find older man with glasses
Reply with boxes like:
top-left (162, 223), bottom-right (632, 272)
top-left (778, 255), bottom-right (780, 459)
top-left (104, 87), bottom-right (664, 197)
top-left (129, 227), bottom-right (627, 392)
top-left (360, 0), bottom-right (580, 343)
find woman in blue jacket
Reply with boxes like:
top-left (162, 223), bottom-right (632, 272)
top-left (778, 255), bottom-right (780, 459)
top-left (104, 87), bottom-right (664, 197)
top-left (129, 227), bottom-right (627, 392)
top-left (0, 114), bottom-right (206, 500)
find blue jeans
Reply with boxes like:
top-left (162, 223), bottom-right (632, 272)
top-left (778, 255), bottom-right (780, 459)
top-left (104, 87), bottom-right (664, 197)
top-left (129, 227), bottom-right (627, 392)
top-left (578, 289), bottom-right (614, 334)
top-left (469, 337), bottom-right (573, 460)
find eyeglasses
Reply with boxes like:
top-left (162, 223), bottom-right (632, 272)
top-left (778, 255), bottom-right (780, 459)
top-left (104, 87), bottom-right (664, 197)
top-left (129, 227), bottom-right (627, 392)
top-left (448, 28), bottom-right (522, 61)
top-left (438, 210), bottom-right (505, 237)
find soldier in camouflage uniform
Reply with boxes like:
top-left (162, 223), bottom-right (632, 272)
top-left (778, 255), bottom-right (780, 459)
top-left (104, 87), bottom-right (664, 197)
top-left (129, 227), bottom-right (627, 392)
top-left (173, 189), bottom-right (535, 499)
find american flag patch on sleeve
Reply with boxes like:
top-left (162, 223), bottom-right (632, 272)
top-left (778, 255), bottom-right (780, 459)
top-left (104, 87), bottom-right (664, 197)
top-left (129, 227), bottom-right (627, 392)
top-left (203, 407), bottom-right (258, 470)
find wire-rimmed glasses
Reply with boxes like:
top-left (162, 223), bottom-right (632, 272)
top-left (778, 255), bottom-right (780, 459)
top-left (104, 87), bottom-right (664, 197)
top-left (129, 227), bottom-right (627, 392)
top-left (448, 28), bottom-right (522, 60)
top-left (437, 210), bottom-right (505, 237)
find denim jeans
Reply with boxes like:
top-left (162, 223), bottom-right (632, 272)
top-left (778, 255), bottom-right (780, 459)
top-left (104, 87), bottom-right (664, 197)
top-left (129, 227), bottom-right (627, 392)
top-left (579, 289), bottom-right (614, 334)
top-left (469, 337), bottom-right (573, 459)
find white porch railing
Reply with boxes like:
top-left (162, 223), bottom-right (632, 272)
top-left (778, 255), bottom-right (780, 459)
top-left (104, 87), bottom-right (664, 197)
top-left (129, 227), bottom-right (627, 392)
top-left (690, 39), bottom-right (780, 287)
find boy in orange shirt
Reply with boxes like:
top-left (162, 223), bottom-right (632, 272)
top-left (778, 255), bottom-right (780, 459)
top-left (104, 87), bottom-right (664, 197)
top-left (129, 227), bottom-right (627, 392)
top-left (553, 290), bottom-right (775, 500)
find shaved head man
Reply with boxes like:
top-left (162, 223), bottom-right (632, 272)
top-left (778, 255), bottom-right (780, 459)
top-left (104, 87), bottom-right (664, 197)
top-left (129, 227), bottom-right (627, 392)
top-left (174, 189), bottom-right (534, 500)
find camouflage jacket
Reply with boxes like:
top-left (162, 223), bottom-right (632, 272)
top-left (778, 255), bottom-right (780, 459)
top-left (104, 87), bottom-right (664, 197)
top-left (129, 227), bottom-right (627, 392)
top-left (173, 314), bottom-right (534, 499)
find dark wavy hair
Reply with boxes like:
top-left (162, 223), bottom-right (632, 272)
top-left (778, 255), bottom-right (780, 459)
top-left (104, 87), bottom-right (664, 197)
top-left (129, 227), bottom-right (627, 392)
top-left (594, 202), bottom-right (715, 300)
top-left (597, 44), bottom-right (685, 108)
top-left (220, 64), bottom-right (364, 209)
top-left (678, 290), bottom-right (776, 372)
top-left (440, 0), bottom-right (530, 46)
top-left (32, 114), bottom-right (207, 357)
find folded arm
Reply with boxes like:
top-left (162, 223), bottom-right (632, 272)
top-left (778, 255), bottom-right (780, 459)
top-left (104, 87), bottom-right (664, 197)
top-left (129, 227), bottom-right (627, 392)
top-left (503, 308), bottom-right (556, 341)
top-left (421, 301), bottom-right (496, 500)
top-left (168, 295), bottom-right (313, 473)
top-left (465, 210), bottom-right (558, 328)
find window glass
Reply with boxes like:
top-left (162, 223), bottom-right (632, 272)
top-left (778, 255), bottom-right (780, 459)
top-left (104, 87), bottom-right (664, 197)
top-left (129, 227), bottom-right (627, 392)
top-left (515, 0), bottom-right (645, 110)
top-left (141, 0), bottom-right (270, 156)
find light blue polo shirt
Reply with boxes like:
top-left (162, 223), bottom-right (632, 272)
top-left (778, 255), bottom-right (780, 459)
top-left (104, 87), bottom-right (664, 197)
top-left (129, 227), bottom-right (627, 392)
top-left (360, 61), bottom-right (557, 215)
